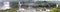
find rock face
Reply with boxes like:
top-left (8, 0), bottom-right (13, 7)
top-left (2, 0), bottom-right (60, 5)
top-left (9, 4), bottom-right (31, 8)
top-left (0, 1), bottom-right (4, 10)
top-left (10, 2), bottom-right (18, 8)
top-left (17, 1), bottom-right (57, 12)
top-left (0, 2), bottom-right (3, 9)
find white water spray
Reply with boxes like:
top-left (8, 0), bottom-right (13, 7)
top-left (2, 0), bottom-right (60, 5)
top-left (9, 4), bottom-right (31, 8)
top-left (56, 4), bottom-right (58, 8)
top-left (0, 1), bottom-right (10, 10)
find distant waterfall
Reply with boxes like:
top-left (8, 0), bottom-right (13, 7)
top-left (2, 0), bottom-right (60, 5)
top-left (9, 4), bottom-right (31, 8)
top-left (56, 4), bottom-right (58, 8)
top-left (0, 1), bottom-right (10, 10)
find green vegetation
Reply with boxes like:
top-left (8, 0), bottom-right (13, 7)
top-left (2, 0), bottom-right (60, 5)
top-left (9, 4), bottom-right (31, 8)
top-left (0, 1), bottom-right (58, 12)
top-left (50, 6), bottom-right (60, 12)
top-left (42, 8), bottom-right (46, 11)
top-left (0, 8), bottom-right (18, 12)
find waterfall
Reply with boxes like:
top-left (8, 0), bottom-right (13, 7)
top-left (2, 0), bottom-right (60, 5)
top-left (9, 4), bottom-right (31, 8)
top-left (56, 4), bottom-right (58, 8)
top-left (17, 2), bottom-right (25, 12)
top-left (18, 2), bottom-right (24, 11)
top-left (0, 1), bottom-right (10, 10)
top-left (17, 1), bottom-right (37, 12)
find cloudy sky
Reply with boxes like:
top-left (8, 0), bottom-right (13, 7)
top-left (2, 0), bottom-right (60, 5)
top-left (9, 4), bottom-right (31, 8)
top-left (0, 0), bottom-right (59, 1)
top-left (33, 0), bottom-right (60, 1)
top-left (0, 0), bottom-right (60, 3)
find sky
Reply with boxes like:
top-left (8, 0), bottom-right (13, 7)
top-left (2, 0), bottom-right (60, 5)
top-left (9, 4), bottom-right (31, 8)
top-left (0, 0), bottom-right (59, 1)
top-left (34, 0), bottom-right (60, 1)
top-left (0, 0), bottom-right (60, 4)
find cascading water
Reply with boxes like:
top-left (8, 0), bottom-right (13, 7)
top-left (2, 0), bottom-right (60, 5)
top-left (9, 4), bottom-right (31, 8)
top-left (17, 1), bottom-right (37, 12)
top-left (56, 4), bottom-right (58, 8)
top-left (0, 1), bottom-right (10, 10)
top-left (17, 1), bottom-right (57, 12)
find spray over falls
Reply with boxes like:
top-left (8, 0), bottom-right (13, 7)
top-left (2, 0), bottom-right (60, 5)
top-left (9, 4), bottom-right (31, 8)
top-left (0, 1), bottom-right (10, 10)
